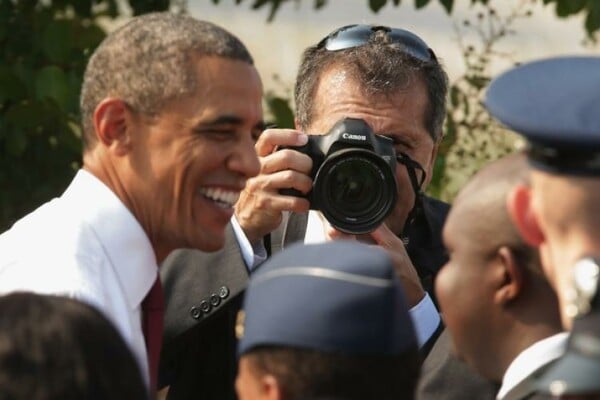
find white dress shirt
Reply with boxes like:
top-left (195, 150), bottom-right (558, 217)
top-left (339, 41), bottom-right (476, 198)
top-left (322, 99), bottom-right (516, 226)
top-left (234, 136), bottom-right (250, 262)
top-left (497, 332), bottom-right (568, 400)
top-left (231, 210), bottom-right (441, 347)
top-left (0, 169), bottom-right (158, 385)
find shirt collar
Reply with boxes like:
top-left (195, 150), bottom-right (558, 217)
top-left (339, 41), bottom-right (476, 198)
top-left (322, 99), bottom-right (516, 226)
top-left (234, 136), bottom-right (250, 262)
top-left (62, 169), bottom-right (158, 309)
top-left (305, 211), bottom-right (329, 244)
top-left (497, 332), bottom-right (569, 399)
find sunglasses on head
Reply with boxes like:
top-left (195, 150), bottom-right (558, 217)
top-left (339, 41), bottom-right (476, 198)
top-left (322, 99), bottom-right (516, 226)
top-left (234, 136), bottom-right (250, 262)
top-left (317, 24), bottom-right (437, 63)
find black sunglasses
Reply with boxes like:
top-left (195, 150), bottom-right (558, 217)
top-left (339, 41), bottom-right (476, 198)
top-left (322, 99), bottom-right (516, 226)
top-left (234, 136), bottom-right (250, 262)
top-left (317, 24), bottom-right (437, 63)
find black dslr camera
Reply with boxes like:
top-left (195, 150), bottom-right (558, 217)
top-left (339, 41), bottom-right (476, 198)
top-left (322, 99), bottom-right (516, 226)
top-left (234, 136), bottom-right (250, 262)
top-left (280, 118), bottom-right (398, 234)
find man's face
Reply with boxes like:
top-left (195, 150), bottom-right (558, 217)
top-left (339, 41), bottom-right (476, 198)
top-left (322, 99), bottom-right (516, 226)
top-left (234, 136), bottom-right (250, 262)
top-left (127, 56), bottom-right (263, 260)
top-left (435, 201), bottom-right (499, 379)
top-left (303, 65), bottom-right (438, 236)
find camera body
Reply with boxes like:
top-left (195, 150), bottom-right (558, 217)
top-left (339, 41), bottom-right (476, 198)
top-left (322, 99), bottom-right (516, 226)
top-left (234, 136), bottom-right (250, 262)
top-left (280, 118), bottom-right (398, 234)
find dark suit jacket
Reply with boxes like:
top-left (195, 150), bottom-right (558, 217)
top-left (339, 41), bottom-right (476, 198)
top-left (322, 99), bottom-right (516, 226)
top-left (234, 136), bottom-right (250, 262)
top-left (159, 196), bottom-right (497, 400)
top-left (417, 329), bottom-right (499, 400)
top-left (159, 224), bottom-right (248, 399)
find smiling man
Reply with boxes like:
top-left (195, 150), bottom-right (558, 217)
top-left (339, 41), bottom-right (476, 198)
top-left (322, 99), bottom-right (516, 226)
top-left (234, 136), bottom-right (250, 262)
top-left (0, 12), bottom-right (262, 395)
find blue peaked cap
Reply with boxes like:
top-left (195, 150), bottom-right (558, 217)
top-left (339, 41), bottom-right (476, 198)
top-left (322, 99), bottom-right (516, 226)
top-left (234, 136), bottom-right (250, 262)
top-left (485, 56), bottom-right (600, 176)
top-left (237, 241), bottom-right (417, 356)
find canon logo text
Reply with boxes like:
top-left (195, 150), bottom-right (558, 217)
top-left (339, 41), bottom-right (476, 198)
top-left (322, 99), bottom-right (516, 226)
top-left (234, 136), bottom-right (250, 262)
top-left (342, 133), bottom-right (367, 141)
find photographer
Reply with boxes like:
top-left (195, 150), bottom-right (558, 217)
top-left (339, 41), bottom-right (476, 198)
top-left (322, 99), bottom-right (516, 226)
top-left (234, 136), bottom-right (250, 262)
top-left (160, 24), bottom-right (496, 400)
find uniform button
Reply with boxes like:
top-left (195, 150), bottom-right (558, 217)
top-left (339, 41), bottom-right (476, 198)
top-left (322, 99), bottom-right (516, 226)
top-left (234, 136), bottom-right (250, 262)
top-left (210, 294), bottom-right (221, 307)
top-left (200, 300), bottom-right (212, 313)
top-left (218, 286), bottom-right (230, 299)
top-left (190, 306), bottom-right (202, 320)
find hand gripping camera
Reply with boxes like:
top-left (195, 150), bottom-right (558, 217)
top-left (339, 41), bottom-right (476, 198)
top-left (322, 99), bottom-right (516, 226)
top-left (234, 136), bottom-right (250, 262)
top-left (280, 118), bottom-right (398, 234)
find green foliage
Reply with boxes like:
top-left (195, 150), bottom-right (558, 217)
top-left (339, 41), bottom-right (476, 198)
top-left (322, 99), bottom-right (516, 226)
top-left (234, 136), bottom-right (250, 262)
top-left (370, 0), bottom-right (389, 13)
top-left (427, 2), bottom-right (532, 201)
top-left (0, 0), bottom-right (169, 231)
top-left (544, 0), bottom-right (600, 36)
top-left (263, 74), bottom-right (295, 129)
top-left (0, 1), bottom-right (95, 230)
top-left (265, 95), bottom-right (295, 129)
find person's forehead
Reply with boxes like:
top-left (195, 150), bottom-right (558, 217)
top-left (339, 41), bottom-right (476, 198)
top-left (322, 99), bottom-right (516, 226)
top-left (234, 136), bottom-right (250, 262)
top-left (191, 56), bottom-right (260, 86)
top-left (314, 62), bottom-right (423, 100)
top-left (181, 57), bottom-right (263, 111)
top-left (311, 65), bottom-right (428, 132)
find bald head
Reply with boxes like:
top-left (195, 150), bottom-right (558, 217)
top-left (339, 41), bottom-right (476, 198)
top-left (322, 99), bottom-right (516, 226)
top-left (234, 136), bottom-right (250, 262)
top-left (437, 152), bottom-right (562, 382)
top-left (448, 152), bottom-right (530, 256)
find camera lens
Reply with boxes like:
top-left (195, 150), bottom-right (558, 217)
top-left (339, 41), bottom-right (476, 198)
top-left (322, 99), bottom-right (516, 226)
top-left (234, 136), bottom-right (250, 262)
top-left (312, 148), bottom-right (398, 234)
top-left (328, 159), bottom-right (379, 215)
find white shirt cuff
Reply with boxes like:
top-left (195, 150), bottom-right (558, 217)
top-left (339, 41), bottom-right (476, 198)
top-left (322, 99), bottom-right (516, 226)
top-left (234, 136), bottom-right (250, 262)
top-left (230, 216), bottom-right (266, 272)
top-left (409, 293), bottom-right (440, 348)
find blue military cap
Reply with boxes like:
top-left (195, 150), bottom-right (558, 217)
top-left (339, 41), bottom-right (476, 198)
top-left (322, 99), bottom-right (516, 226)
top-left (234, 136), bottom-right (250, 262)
top-left (485, 56), bottom-right (600, 176)
top-left (236, 241), bottom-right (416, 356)
top-left (536, 312), bottom-right (600, 396)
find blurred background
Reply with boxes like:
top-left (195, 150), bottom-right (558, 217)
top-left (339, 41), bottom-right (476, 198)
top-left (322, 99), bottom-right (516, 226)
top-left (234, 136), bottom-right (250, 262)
top-left (182, 1), bottom-right (593, 96)
top-left (1, 0), bottom-right (598, 231)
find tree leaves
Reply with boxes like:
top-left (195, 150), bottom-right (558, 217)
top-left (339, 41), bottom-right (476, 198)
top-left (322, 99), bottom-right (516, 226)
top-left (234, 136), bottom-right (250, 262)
top-left (128, 0), bottom-right (170, 15)
top-left (556, 0), bottom-right (586, 16)
top-left (35, 66), bottom-right (70, 109)
top-left (265, 94), bottom-right (295, 129)
top-left (415, 0), bottom-right (431, 9)
top-left (542, 0), bottom-right (600, 37)
top-left (0, 67), bottom-right (27, 103)
top-left (585, 0), bottom-right (600, 35)
top-left (439, 0), bottom-right (453, 13)
top-left (369, 0), bottom-right (387, 13)
top-left (42, 20), bottom-right (72, 63)
top-left (0, 0), bottom-right (112, 230)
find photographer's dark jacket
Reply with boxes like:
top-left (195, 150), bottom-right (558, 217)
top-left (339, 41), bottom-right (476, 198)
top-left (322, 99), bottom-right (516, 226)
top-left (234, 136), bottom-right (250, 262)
top-left (158, 195), bottom-right (496, 400)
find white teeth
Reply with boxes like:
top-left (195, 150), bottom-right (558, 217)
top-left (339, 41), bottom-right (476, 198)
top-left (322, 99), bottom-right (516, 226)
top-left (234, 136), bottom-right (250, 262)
top-left (198, 187), bottom-right (240, 208)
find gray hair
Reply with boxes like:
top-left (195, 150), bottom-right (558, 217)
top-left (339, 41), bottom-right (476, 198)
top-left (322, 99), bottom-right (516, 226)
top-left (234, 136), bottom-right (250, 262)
top-left (294, 30), bottom-right (448, 141)
top-left (80, 12), bottom-right (253, 148)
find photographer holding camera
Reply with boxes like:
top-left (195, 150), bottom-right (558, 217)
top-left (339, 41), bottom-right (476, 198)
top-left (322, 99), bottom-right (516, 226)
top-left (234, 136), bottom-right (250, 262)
top-left (159, 24), bottom-right (497, 400)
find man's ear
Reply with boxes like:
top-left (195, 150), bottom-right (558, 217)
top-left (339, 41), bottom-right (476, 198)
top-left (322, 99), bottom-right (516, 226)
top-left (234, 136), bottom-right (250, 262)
top-left (93, 98), bottom-right (133, 156)
top-left (507, 184), bottom-right (545, 247)
top-left (260, 374), bottom-right (284, 400)
top-left (493, 246), bottom-right (524, 306)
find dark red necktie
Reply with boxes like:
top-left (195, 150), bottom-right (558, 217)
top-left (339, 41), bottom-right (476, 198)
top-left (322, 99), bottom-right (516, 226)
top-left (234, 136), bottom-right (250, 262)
top-left (141, 274), bottom-right (164, 393)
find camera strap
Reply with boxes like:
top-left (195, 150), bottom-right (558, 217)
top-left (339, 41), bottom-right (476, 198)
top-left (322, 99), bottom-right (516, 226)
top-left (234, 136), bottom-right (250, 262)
top-left (396, 152), bottom-right (426, 227)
